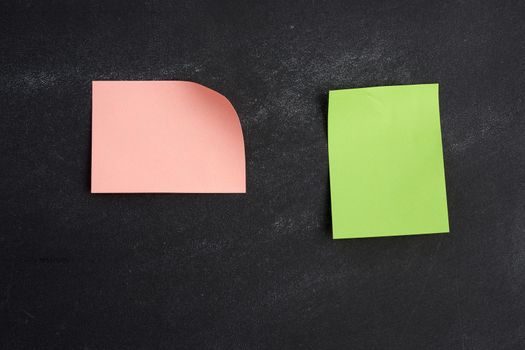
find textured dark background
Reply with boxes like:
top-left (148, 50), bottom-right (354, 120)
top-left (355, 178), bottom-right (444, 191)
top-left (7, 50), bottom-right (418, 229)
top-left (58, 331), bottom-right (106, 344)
top-left (1, 0), bottom-right (525, 349)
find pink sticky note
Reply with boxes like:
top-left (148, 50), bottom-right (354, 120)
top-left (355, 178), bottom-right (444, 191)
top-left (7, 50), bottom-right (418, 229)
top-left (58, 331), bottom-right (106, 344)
top-left (91, 81), bottom-right (246, 193)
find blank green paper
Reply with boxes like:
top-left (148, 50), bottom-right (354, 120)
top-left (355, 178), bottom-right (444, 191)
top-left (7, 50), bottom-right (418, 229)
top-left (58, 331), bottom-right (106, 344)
top-left (328, 84), bottom-right (449, 239)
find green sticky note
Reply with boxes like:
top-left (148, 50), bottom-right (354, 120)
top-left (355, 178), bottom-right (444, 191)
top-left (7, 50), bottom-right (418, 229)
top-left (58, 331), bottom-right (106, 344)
top-left (328, 84), bottom-right (449, 239)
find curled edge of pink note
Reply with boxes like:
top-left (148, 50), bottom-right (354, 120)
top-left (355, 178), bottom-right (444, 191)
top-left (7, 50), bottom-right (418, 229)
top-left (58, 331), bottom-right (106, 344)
top-left (91, 81), bottom-right (246, 193)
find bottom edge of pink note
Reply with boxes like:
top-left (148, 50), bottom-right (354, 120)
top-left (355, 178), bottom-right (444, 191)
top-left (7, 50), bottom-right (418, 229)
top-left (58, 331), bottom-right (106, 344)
top-left (91, 190), bottom-right (247, 194)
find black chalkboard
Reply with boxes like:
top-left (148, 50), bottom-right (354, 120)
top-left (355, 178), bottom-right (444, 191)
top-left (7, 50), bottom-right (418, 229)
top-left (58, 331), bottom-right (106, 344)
top-left (2, 1), bottom-right (525, 349)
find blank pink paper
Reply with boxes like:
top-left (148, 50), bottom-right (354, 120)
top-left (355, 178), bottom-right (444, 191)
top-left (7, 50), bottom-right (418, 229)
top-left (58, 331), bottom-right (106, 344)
top-left (91, 81), bottom-right (246, 193)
